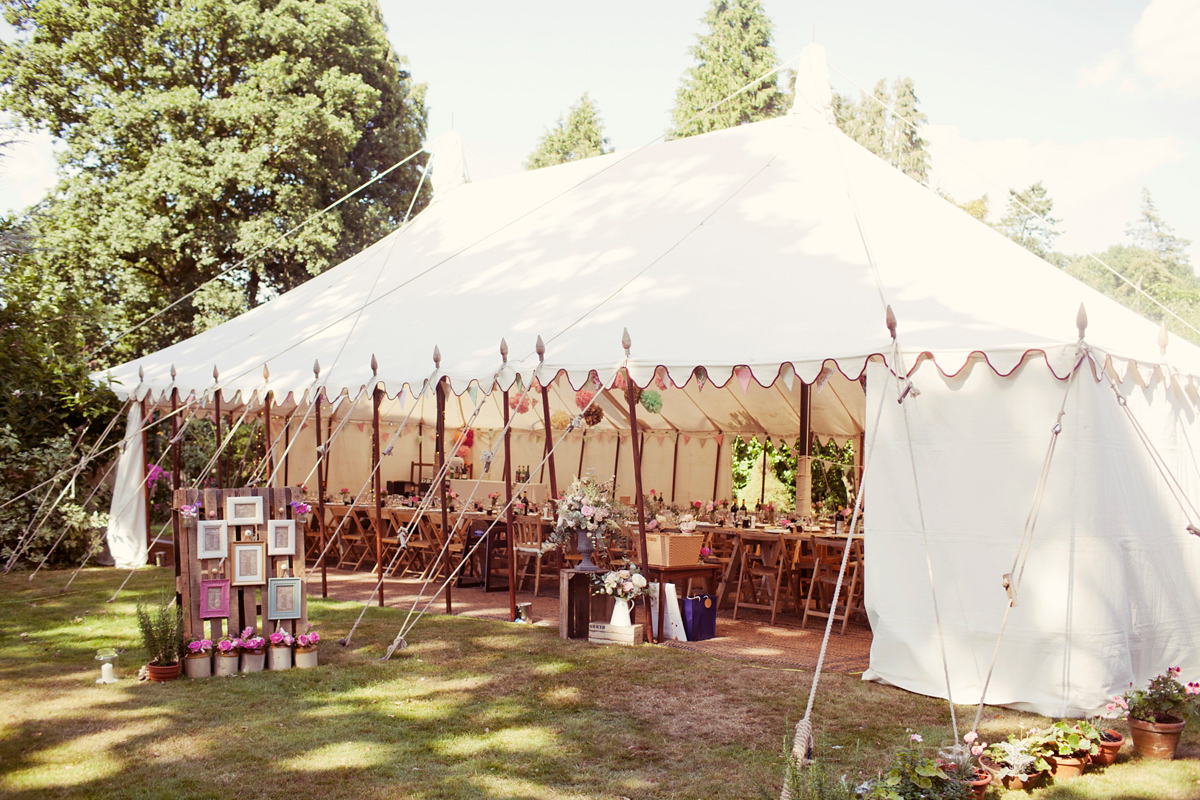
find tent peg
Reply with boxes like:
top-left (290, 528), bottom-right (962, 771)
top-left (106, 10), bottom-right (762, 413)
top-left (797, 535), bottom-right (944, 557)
top-left (1076, 303), bottom-right (1088, 340)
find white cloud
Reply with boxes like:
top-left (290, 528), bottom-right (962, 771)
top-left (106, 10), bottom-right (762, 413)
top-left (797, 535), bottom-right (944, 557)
top-left (1077, 50), bottom-right (1126, 89)
top-left (926, 124), bottom-right (1186, 255)
top-left (0, 118), bottom-right (58, 213)
top-left (1133, 0), bottom-right (1200, 93)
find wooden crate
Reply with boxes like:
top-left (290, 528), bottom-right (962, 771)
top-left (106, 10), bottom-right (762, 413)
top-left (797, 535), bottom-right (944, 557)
top-left (588, 622), bottom-right (643, 646)
top-left (644, 533), bottom-right (704, 567)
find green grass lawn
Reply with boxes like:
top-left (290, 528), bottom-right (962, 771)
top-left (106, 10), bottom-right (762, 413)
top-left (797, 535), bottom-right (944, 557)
top-left (2, 568), bottom-right (1199, 799)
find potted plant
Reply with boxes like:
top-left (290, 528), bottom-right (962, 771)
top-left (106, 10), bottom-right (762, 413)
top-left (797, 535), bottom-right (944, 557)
top-left (267, 628), bottom-right (294, 670)
top-left (1080, 711), bottom-right (1125, 766)
top-left (183, 636), bottom-right (213, 678)
top-left (591, 564), bottom-right (652, 627)
top-left (863, 735), bottom-right (973, 800)
top-left (135, 593), bottom-right (184, 682)
top-left (937, 732), bottom-right (992, 799)
top-left (1030, 720), bottom-right (1099, 781)
top-left (239, 627), bottom-right (266, 672)
top-left (981, 733), bottom-right (1050, 790)
top-left (294, 626), bottom-right (321, 669)
top-left (1119, 666), bottom-right (1200, 759)
top-left (549, 477), bottom-right (624, 572)
top-left (214, 632), bottom-right (241, 676)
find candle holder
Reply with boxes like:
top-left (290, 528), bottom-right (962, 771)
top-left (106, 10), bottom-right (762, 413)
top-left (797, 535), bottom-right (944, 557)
top-left (95, 648), bottom-right (119, 684)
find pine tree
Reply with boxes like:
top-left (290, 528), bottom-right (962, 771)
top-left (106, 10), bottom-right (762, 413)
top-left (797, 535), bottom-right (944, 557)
top-left (669, 0), bottom-right (785, 139)
top-left (1128, 188), bottom-right (1192, 277)
top-left (833, 78), bottom-right (929, 184)
top-left (525, 93), bottom-right (612, 169)
top-left (998, 182), bottom-right (1061, 258)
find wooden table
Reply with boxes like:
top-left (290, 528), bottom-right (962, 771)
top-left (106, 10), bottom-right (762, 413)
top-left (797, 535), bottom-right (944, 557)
top-left (644, 563), bottom-right (723, 643)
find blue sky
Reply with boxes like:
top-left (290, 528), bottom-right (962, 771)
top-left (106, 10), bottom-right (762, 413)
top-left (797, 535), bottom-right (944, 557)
top-left (3, 0), bottom-right (1197, 261)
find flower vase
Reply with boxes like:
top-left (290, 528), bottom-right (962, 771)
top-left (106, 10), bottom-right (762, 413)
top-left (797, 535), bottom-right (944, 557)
top-left (575, 528), bottom-right (601, 572)
top-left (267, 645), bottom-right (292, 670)
top-left (215, 652), bottom-right (239, 677)
top-left (183, 652), bottom-right (212, 678)
top-left (241, 649), bottom-right (265, 673)
top-left (610, 598), bottom-right (634, 627)
top-left (294, 646), bottom-right (319, 669)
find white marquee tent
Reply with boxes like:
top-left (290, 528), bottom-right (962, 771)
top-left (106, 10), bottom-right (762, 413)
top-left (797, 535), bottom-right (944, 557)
top-left (96, 46), bottom-right (1200, 716)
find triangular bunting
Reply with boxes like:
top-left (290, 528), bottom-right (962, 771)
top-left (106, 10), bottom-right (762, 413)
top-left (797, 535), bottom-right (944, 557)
top-left (683, 435), bottom-right (691, 445)
top-left (736, 366), bottom-right (752, 395)
top-left (467, 385), bottom-right (477, 405)
top-left (715, 433), bottom-right (724, 446)
top-left (780, 363), bottom-right (795, 392)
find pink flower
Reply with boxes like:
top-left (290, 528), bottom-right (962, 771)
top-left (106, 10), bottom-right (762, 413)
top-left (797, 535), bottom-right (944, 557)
top-left (963, 731), bottom-right (977, 744)
top-left (910, 734), bottom-right (922, 743)
top-left (700, 547), bottom-right (712, 557)
top-left (270, 631), bottom-right (286, 645)
top-left (581, 505), bottom-right (594, 517)
top-left (241, 627), bottom-right (254, 638)
top-left (218, 639), bottom-right (234, 652)
top-left (971, 745), bottom-right (984, 757)
top-left (647, 519), bottom-right (658, 531)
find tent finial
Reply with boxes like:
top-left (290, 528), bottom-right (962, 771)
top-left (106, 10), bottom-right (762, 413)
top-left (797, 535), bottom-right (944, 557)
top-left (536, 335), bottom-right (545, 363)
top-left (371, 353), bottom-right (378, 376)
top-left (138, 365), bottom-right (145, 382)
top-left (262, 363), bottom-right (270, 381)
top-left (170, 364), bottom-right (177, 381)
top-left (1076, 303), bottom-right (1088, 340)
top-left (1159, 321), bottom-right (1170, 357)
top-left (213, 365), bottom-right (220, 381)
top-left (433, 345), bottom-right (441, 368)
top-left (313, 359), bottom-right (321, 378)
top-left (622, 328), bottom-right (632, 357)
top-left (500, 338), bottom-right (508, 363)
top-left (885, 306), bottom-right (897, 340)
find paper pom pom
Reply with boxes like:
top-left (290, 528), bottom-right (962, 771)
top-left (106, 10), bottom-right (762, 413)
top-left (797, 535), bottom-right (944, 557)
top-left (551, 410), bottom-right (571, 429)
top-left (462, 428), bottom-right (474, 448)
top-left (654, 373), bottom-right (668, 391)
top-left (575, 389), bottom-right (595, 410)
top-left (583, 406), bottom-right (604, 426)
top-left (456, 444), bottom-right (471, 459)
top-left (613, 369), bottom-right (629, 390)
top-left (509, 395), bottom-right (532, 413)
top-left (639, 389), bottom-right (662, 414)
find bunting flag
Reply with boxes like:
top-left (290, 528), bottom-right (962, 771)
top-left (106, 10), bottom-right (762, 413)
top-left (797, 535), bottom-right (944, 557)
top-left (398, 388), bottom-right (406, 407)
top-left (698, 437), bottom-right (707, 448)
top-left (715, 433), bottom-right (724, 446)
top-left (780, 363), bottom-right (795, 392)
top-left (736, 366), bottom-right (752, 395)
top-left (467, 385), bottom-right (477, 405)
top-left (814, 365), bottom-right (833, 394)
top-left (683, 434), bottom-right (691, 445)
top-left (656, 435), bottom-right (667, 446)
top-left (356, 422), bottom-right (366, 432)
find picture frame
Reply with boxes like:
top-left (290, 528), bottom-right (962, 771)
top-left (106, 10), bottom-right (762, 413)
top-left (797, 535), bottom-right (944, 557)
top-left (199, 579), bottom-right (230, 619)
top-left (266, 519), bottom-right (296, 556)
top-left (196, 520), bottom-right (228, 560)
top-left (230, 540), bottom-right (267, 586)
top-left (266, 577), bottom-right (303, 620)
top-left (224, 494), bottom-right (264, 526)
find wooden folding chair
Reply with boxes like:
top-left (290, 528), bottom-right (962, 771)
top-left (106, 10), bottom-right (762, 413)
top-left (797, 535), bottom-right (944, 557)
top-left (511, 515), bottom-right (550, 597)
top-left (732, 531), bottom-right (798, 625)
top-left (801, 536), bottom-right (865, 633)
top-left (326, 505), bottom-right (367, 569)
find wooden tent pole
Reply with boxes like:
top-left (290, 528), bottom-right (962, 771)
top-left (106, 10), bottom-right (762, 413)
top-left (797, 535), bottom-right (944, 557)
top-left (264, 389), bottom-right (273, 487)
top-left (315, 389), bottom-right (328, 597)
top-left (436, 369), bottom-right (452, 614)
top-left (670, 432), bottom-right (680, 504)
top-left (798, 382), bottom-right (812, 514)
top-left (140, 398), bottom-right (152, 555)
top-left (214, 374), bottom-right (223, 488)
top-left (283, 419), bottom-right (290, 486)
top-left (712, 432), bottom-right (722, 502)
top-left (619, 335), bottom-right (652, 643)
top-left (169, 384), bottom-right (182, 605)
top-left (372, 369), bottom-right (385, 607)
top-left (612, 434), bottom-right (622, 499)
top-left (502, 341), bottom-right (517, 620)
top-left (539, 368), bottom-right (559, 503)
top-left (760, 439), bottom-right (767, 505)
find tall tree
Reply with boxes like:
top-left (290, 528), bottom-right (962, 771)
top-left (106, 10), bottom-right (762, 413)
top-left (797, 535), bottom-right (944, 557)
top-left (0, 0), bottom-right (428, 362)
top-left (833, 78), bottom-right (929, 184)
top-left (669, 0), bottom-right (785, 139)
top-left (1128, 188), bottom-right (1192, 277)
top-left (525, 93), bottom-right (612, 170)
top-left (997, 181), bottom-right (1060, 259)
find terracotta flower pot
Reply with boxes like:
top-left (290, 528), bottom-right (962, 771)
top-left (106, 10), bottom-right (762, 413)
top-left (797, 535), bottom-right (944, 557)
top-left (965, 767), bottom-right (991, 798)
top-left (1129, 715), bottom-right (1186, 759)
top-left (183, 652), bottom-right (212, 678)
top-left (1047, 754), bottom-right (1087, 781)
top-left (1091, 729), bottom-right (1125, 766)
top-left (146, 662), bottom-right (181, 682)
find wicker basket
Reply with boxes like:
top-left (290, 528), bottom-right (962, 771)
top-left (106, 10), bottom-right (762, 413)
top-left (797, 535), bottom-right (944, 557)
top-left (643, 533), bottom-right (704, 567)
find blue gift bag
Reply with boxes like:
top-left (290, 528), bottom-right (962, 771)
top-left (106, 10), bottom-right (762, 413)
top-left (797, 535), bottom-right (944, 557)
top-left (682, 594), bottom-right (716, 641)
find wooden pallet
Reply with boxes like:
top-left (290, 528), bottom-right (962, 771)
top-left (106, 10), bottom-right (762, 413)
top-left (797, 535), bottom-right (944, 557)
top-left (588, 622), bottom-right (643, 646)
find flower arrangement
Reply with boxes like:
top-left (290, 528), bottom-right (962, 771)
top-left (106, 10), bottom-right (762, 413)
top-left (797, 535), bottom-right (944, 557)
top-left (240, 627), bottom-right (266, 653)
top-left (548, 477), bottom-right (624, 550)
top-left (296, 629), bottom-right (321, 650)
top-left (678, 514), bottom-right (698, 533)
top-left (179, 503), bottom-right (201, 519)
top-left (1121, 667), bottom-right (1200, 723)
top-left (592, 565), bottom-right (651, 601)
top-left (936, 731), bottom-right (989, 785)
top-left (269, 628), bottom-right (295, 648)
top-left (216, 634), bottom-right (240, 655)
top-left (290, 500), bottom-right (311, 519)
top-left (186, 637), bottom-right (213, 656)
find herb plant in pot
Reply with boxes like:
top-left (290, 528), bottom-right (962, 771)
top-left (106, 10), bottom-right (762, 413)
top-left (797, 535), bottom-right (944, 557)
top-left (136, 593), bottom-right (184, 681)
top-left (1031, 721), bottom-right (1099, 781)
top-left (981, 734), bottom-right (1050, 790)
top-left (1120, 667), bottom-right (1200, 759)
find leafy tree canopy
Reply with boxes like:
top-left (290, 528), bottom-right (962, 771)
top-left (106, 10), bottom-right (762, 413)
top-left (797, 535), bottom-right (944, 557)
top-left (833, 77), bottom-right (930, 184)
top-left (670, 0), bottom-right (785, 139)
top-left (525, 92), bottom-right (612, 170)
top-left (0, 0), bottom-right (428, 362)
top-left (997, 181), bottom-right (1061, 259)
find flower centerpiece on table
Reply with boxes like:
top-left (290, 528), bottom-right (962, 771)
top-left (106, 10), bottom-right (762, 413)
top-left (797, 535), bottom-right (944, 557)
top-left (548, 477), bottom-right (624, 571)
top-left (678, 514), bottom-right (698, 534)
